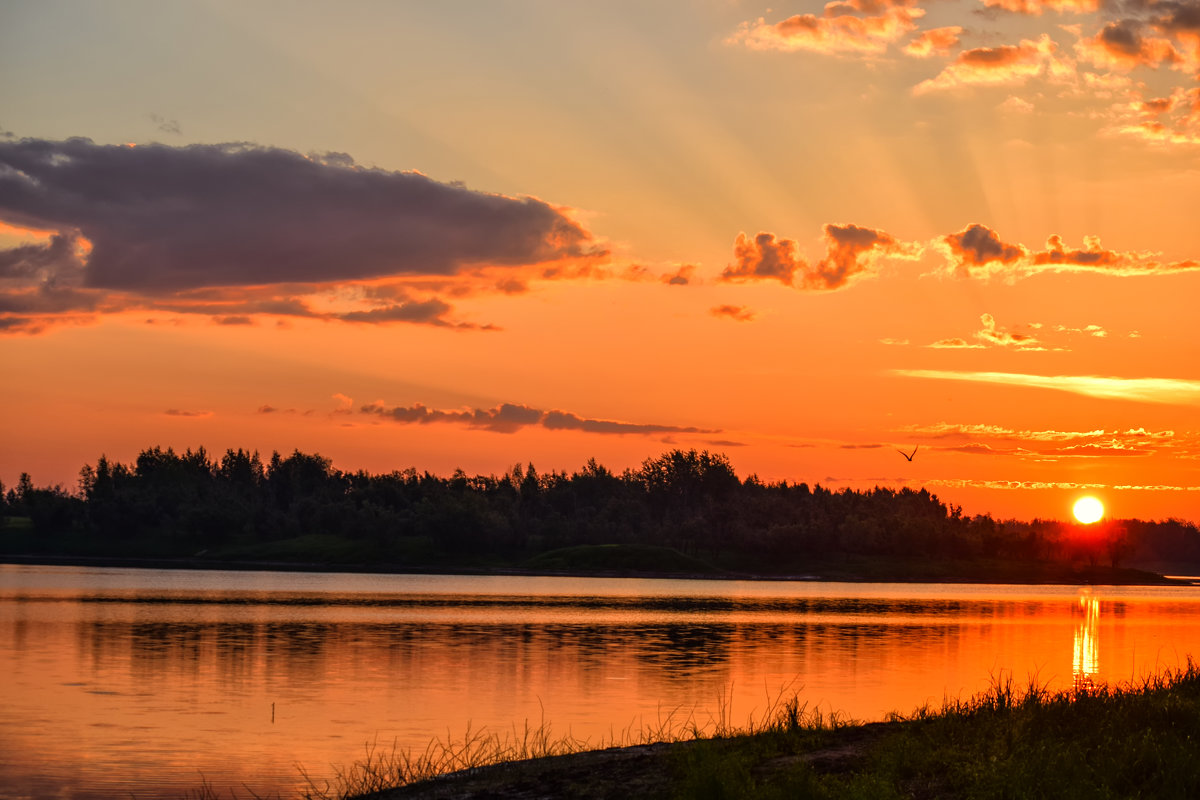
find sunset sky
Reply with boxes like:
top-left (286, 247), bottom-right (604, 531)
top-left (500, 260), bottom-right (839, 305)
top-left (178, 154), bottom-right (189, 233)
top-left (2, 0), bottom-right (1198, 523)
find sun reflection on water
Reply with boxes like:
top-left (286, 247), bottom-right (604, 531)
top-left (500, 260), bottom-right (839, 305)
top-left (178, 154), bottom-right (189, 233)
top-left (1073, 590), bottom-right (1100, 691)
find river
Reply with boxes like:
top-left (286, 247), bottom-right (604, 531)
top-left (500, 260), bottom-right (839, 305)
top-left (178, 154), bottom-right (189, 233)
top-left (3, 564), bottom-right (1200, 798)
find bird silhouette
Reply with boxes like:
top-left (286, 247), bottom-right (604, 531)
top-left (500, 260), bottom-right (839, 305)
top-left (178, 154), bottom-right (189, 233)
top-left (897, 446), bottom-right (918, 462)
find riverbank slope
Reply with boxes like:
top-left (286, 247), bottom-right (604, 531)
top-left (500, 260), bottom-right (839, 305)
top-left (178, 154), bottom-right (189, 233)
top-left (351, 665), bottom-right (1200, 800)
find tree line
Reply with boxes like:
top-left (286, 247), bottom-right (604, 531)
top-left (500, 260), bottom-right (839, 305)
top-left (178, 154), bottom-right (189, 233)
top-left (2, 446), bottom-right (1198, 570)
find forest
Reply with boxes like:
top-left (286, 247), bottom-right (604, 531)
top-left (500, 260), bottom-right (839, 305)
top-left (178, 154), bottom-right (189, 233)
top-left (2, 446), bottom-right (1198, 577)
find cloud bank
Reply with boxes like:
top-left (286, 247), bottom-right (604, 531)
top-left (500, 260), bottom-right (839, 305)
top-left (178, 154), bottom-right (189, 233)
top-left (0, 138), bottom-right (602, 332)
top-left (938, 223), bottom-right (1200, 278)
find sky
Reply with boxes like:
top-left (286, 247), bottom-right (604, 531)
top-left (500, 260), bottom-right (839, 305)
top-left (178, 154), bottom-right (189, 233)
top-left (1, 0), bottom-right (1198, 523)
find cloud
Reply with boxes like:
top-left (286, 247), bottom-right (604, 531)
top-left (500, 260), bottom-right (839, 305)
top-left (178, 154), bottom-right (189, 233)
top-left (361, 402), bottom-right (718, 436)
top-left (1102, 85), bottom-right (1200, 145)
top-left (729, 0), bottom-right (925, 56)
top-left (1055, 322), bottom-right (1108, 337)
top-left (164, 408), bottom-right (212, 418)
top-left (913, 35), bottom-right (1066, 94)
top-left (895, 422), bottom-right (1198, 463)
top-left (723, 232), bottom-right (803, 285)
top-left (979, 0), bottom-right (1100, 15)
top-left (940, 224), bottom-right (1025, 274)
top-left (928, 337), bottom-right (987, 349)
top-left (149, 114), bottom-right (182, 135)
top-left (1076, 20), bottom-right (1186, 71)
top-left (0, 138), bottom-right (604, 332)
top-left (894, 369), bottom-right (1200, 405)
top-left (903, 26), bottom-right (964, 58)
top-left (334, 298), bottom-right (495, 329)
top-left (0, 138), bottom-right (599, 291)
top-left (710, 304), bottom-right (757, 322)
top-left (976, 313), bottom-right (1043, 348)
top-left (937, 223), bottom-right (1200, 278)
top-left (663, 265), bottom-right (696, 286)
top-left (899, 421), bottom-right (1183, 449)
top-left (998, 95), bottom-right (1036, 113)
top-left (723, 223), bottom-right (920, 290)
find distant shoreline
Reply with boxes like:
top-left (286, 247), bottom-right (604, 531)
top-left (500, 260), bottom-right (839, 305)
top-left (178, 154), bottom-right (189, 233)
top-left (0, 551), bottom-right (1185, 586)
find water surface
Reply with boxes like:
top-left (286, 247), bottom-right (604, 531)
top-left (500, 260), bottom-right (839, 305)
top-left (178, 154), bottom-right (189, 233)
top-left (3, 565), bottom-right (1200, 798)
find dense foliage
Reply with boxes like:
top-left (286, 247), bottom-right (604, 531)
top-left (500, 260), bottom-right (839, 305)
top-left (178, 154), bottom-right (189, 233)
top-left (2, 446), bottom-right (1198, 571)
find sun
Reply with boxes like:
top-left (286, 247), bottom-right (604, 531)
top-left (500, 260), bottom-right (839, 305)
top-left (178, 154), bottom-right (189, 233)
top-left (1073, 496), bottom-right (1105, 524)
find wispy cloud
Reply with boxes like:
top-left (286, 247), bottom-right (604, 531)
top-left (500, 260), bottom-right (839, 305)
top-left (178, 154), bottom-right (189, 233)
top-left (894, 369), bottom-right (1200, 405)
top-left (360, 402), bottom-right (718, 436)
top-left (927, 478), bottom-right (1199, 492)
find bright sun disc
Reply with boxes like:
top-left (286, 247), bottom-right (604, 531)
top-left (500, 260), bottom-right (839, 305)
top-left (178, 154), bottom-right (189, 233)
top-left (1073, 496), bottom-right (1105, 524)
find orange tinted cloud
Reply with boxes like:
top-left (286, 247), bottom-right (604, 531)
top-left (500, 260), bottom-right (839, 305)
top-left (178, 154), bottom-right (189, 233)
top-left (913, 35), bottom-right (1063, 94)
top-left (663, 264), bottom-right (697, 286)
top-left (730, 0), bottom-right (924, 55)
top-left (723, 223), bottom-right (919, 290)
top-left (937, 223), bottom-right (1200, 278)
top-left (1104, 86), bottom-right (1200, 144)
top-left (903, 26), bottom-right (964, 58)
top-left (723, 232), bottom-right (803, 285)
top-left (979, 0), bottom-right (1099, 15)
top-left (1076, 20), bottom-right (1185, 71)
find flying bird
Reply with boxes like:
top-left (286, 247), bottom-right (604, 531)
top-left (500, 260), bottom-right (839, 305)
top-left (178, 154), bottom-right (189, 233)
top-left (897, 446), bottom-right (918, 462)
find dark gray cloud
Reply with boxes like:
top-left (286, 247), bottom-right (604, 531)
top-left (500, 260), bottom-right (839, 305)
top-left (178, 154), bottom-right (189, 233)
top-left (0, 137), bottom-right (599, 292)
top-left (361, 401), bottom-right (717, 436)
top-left (0, 233), bottom-right (84, 279)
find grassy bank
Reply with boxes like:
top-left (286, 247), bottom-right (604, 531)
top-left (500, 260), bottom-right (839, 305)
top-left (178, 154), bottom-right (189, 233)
top-left (269, 663), bottom-right (1200, 800)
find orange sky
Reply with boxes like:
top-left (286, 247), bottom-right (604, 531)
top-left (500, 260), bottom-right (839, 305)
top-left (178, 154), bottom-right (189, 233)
top-left (1, 1), bottom-right (1198, 522)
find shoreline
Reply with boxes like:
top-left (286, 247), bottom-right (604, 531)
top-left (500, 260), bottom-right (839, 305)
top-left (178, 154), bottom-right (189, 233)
top-left (348, 664), bottom-right (1200, 799)
top-left (0, 551), bottom-right (1186, 586)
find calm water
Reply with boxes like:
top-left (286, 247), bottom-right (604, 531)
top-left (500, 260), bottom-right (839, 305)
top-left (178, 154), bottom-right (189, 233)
top-left (4, 565), bottom-right (1200, 799)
